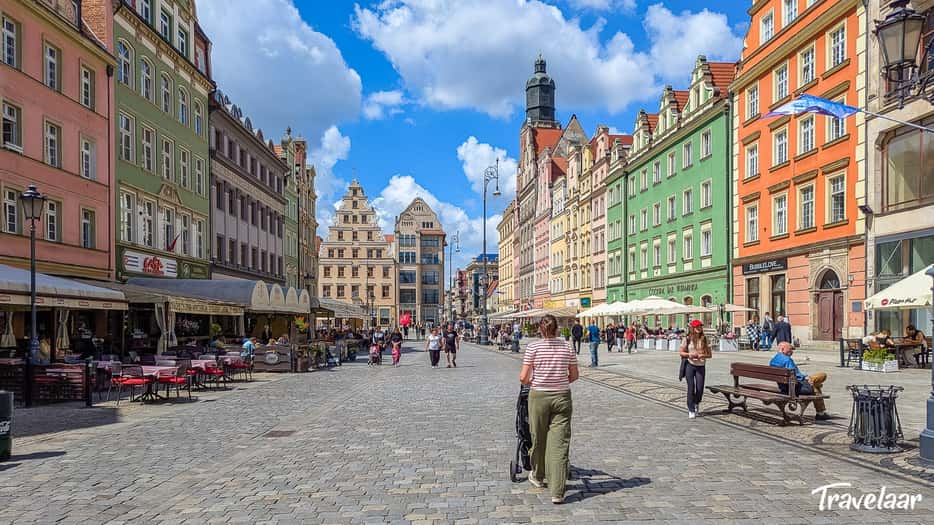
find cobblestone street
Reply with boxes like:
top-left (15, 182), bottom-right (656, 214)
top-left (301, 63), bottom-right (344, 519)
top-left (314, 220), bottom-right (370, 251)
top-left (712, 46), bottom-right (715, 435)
top-left (2, 342), bottom-right (932, 524)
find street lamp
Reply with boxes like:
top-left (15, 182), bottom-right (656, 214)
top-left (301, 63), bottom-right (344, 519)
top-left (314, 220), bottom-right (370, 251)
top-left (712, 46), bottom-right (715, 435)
top-left (922, 265), bottom-right (934, 462)
top-left (448, 230), bottom-right (460, 323)
top-left (480, 160), bottom-right (501, 345)
top-left (19, 185), bottom-right (46, 408)
top-left (874, 0), bottom-right (928, 105)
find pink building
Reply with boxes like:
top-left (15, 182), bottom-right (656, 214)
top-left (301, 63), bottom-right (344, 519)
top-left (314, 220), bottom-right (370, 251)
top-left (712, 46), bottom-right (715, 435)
top-left (1, 1), bottom-right (115, 282)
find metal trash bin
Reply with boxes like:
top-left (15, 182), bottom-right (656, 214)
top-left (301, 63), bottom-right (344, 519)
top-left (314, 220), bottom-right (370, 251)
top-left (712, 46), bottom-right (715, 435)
top-left (0, 390), bottom-right (12, 461)
top-left (846, 385), bottom-right (904, 453)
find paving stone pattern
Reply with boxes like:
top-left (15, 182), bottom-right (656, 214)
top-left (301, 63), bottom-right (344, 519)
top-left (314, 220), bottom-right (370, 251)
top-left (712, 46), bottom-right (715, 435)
top-left (0, 344), bottom-right (932, 524)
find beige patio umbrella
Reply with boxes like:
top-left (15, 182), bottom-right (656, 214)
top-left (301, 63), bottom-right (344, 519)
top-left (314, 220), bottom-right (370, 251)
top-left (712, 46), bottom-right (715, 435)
top-left (865, 265), bottom-right (934, 310)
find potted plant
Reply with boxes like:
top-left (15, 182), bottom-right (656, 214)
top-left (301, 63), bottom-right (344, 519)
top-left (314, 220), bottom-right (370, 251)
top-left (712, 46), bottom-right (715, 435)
top-left (560, 327), bottom-right (571, 341)
top-left (860, 348), bottom-right (899, 373)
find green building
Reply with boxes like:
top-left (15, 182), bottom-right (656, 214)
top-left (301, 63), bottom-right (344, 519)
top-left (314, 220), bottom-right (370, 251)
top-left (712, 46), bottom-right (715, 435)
top-left (279, 129), bottom-right (300, 289)
top-left (112, 0), bottom-right (213, 280)
top-left (606, 57), bottom-right (734, 325)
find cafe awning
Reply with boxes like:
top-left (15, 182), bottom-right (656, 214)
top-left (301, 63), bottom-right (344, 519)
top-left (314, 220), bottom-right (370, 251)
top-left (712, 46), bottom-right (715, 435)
top-left (83, 281), bottom-right (243, 316)
top-left (317, 298), bottom-right (366, 319)
top-left (0, 264), bottom-right (127, 311)
top-left (128, 278), bottom-right (307, 314)
top-left (865, 265), bottom-right (934, 311)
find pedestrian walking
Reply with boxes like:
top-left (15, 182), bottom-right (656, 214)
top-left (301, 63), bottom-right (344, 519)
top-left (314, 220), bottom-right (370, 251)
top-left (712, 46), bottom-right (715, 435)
top-left (443, 322), bottom-right (459, 368)
top-left (760, 312), bottom-right (774, 350)
top-left (678, 319), bottom-right (712, 419)
top-left (571, 321), bottom-right (583, 355)
top-left (426, 327), bottom-right (443, 368)
top-left (390, 328), bottom-right (403, 366)
top-left (586, 321), bottom-right (600, 367)
top-left (512, 322), bottom-right (522, 353)
top-left (604, 323), bottom-right (615, 352)
top-left (624, 324), bottom-right (636, 353)
top-left (403, 325), bottom-right (409, 340)
top-left (518, 314), bottom-right (579, 504)
top-left (746, 314), bottom-right (761, 351)
top-left (773, 315), bottom-right (792, 345)
top-left (615, 323), bottom-right (626, 353)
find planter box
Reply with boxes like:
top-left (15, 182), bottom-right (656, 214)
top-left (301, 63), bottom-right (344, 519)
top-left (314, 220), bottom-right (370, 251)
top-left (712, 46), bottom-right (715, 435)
top-left (668, 339), bottom-right (680, 352)
top-left (655, 339), bottom-right (667, 351)
top-left (861, 360), bottom-right (899, 373)
top-left (640, 339), bottom-right (652, 350)
top-left (719, 339), bottom-right (739, 352)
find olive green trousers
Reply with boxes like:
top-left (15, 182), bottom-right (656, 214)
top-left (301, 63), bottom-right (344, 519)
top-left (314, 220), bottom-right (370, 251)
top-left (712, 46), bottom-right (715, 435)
top-left (528, 388), bottom-right (572, 498)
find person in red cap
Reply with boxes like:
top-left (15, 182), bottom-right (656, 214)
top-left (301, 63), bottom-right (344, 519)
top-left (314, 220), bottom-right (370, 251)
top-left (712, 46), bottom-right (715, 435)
top-left (679, 319), bottom-right (712, 419)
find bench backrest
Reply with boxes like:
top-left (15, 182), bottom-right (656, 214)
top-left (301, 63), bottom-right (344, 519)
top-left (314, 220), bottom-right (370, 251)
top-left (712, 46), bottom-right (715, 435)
top-left (730, 362), bottom-right (795, 385)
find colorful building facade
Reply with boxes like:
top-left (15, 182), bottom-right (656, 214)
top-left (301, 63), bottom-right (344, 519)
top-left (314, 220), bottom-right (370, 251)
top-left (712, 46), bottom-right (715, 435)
top-left (496, 199), bottom-right (517, 313)
top-left (731, 0), bottom-right (864, 344)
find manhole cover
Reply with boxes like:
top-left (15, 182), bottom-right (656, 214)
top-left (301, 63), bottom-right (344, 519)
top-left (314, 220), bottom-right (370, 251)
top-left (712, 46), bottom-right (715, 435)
top-left (263, 430), bottom-right (296, 438)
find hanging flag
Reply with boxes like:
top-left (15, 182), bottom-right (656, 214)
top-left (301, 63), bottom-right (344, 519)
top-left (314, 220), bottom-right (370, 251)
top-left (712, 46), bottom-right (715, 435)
top-left (166, 233), bottom-right (180, 252)
top-left (763, 94), bottom-right (859, 119)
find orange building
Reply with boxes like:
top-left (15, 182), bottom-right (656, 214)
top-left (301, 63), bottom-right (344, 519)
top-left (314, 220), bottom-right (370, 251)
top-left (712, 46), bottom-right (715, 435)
top-left (731, 0), bottom-right (865, 345)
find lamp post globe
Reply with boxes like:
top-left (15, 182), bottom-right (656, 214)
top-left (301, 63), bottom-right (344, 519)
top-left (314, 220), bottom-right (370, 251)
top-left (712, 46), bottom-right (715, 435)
top-left (875, 0), bottom-right (926, 72)
top-left (19, 185), bottom-right (46, 408)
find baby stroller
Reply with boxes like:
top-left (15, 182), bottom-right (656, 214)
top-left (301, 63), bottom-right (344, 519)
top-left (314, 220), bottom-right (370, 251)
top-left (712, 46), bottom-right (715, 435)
top-left (368, 343), bottom-right (381, 366)
top-left (510, 384), bottom-right (533, 482)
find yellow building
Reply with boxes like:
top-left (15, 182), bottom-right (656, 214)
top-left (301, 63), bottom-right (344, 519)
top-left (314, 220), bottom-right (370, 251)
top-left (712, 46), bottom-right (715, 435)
top-left (547, 162), bottom-right (570, 310)
top-left (571, 142), bottom-right (592, 311)
top-left (496, 199), bottom-right (517, 314)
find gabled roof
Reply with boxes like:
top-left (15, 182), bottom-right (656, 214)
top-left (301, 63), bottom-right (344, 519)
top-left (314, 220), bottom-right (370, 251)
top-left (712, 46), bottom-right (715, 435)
top-left (531, 128), bottom-right (563, 156)
top-left (645, 114), bottom-right (659, 133)
top-left (384, 234), bottom-right (395, 243)
top-left (551, 157), bottom-right (568, 182)
top-left (609, 134), bottom-right (633, 147)
top-left (707, 62), bottom-right (736, 95)
top-left (672, 91), bottom-right (690, 113)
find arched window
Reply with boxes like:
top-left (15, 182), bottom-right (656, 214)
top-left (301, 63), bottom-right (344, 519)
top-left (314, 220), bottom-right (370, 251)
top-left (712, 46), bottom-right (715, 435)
top-left (193, 102), bottom-right (203, 136)
top-left (161, 74), bottom-right (172, 114)
top-left (818, 270), bottom-right (841, 290)
top-left (140, 58), bottom-right (152, 101)
top-left (701, 295), bottom-right (713, 326)
top-left (117, 41), bottom-right (132, 86)
top-left (178, 88), bottom-right (188, 125)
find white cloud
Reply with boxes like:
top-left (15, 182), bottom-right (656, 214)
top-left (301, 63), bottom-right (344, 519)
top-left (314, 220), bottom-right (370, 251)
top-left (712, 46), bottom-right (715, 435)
top-left (371, 175), bottom-right (502, 275)
top-left (362, 90), bottom-right (407, 120)
top-left (456, 137), bottom-right (518, 199)
top-left (353, 1), bottom-right (741, 118)
top-left (565, 0), bottom-right (635, 10)
top-left (199, 0), bottom-right (361, 141)
top-left (309, 126), bottom-right (351, 227)
top-left (644, 3), bottom-right (743, 81)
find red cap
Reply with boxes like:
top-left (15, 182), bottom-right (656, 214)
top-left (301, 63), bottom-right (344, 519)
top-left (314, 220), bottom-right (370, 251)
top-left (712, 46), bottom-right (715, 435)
top-left (689, 319), bottom-right (704, 328)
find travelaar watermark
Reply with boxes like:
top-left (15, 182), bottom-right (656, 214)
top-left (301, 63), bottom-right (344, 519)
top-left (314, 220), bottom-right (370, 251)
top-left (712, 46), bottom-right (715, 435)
top-left (812, 483), bottom-right (922, 511)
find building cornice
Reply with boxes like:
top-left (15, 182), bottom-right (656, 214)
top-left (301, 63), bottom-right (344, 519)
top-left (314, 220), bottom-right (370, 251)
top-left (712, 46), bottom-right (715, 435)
top-left (19, 0), bottom-right (116, 64)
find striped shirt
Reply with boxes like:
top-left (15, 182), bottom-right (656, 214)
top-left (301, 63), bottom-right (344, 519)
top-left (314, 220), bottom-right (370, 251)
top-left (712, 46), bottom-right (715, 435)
top-left (522, 338), bottom-right (576, 391)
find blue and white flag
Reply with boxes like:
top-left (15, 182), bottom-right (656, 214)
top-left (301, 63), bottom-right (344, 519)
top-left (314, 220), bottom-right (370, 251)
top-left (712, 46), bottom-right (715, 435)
top-left (763, 94), bottom-right (858, 119)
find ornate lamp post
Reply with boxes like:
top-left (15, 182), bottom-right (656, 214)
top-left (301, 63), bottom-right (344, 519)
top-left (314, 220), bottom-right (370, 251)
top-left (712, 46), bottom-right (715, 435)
top-left (19, 185), bottom-right (46, 408)
top-left (922, 266), bottom-right (934, 462)
top-left (448, 230), bottom-right (459, 323)
top-left (480, 160), bottom-right (501, 345)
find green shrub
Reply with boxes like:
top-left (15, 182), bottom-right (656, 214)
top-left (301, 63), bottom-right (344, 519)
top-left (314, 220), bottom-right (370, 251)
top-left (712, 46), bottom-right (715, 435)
top-left (863, 347), bottom-right (895, 364)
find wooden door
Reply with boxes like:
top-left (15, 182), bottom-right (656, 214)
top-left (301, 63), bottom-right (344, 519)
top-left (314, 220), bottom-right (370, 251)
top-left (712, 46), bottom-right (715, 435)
top-left (817, 292), bottom-right (834, 340)
top-left (833, 292), bottom-right (844, 340)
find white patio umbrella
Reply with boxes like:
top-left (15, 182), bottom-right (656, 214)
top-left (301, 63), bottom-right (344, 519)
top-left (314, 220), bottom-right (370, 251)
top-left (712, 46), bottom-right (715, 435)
top-left (615, 296), bottom-right (689, 315)
top-left (719, 303), bottom-right (756, 313)
top-left (865, 264), bottom-right (934, 310)
top-left (576, 302), bottom-right (612, 318)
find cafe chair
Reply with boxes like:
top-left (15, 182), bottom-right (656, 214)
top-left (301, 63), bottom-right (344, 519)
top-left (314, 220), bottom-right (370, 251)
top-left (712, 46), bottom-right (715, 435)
top-left (227, 356), bottom-right (253, 382)
top-left (158, 360), bottom-right (192, 400)
top-left (111, 365), bottom-right (152, 406)
top-left (200, 360), bottom-right (227, 390)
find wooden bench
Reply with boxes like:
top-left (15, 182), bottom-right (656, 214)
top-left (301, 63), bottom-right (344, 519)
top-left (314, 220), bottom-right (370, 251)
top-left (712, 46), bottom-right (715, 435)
top-left (707, 362), bottom-right (829, 426)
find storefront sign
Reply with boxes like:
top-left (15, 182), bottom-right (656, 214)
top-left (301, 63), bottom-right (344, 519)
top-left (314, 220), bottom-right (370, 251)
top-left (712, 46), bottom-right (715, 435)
top-left (743, 258), bottom-right (787, 275)
top-left (580, 297), bottom-right (591, 307)
top-left (647, 283), bottom-right (699, 296)
top-left (123, 250), bottom-right (177, 278)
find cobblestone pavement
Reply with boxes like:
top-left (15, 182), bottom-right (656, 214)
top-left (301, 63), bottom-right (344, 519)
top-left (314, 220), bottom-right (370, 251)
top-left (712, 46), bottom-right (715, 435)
top-left (1, 343), bottom-right (932, 524)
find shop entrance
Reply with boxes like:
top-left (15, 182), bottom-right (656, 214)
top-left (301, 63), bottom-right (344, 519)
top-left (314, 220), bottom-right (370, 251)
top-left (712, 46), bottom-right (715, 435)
top-left (816, 270), bottom-right (843, 341)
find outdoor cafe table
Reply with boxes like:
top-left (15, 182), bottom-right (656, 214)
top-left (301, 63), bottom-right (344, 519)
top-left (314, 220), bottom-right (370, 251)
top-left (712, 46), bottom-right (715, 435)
top-left (137, 365), bottom-right (177, 402)
top-left (216, 354), bottom-right (243, 365)
top-left (188, 359), bottom-right (216, 369)
top-left (893, 341), bottom-right (923, 367)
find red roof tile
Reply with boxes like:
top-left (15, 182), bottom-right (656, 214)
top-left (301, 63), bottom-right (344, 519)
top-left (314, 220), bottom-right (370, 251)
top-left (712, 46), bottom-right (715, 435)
top-left (645, 114), bottom-right (659, 133)
top-left (609, 134), bottom-right (633, 146)
top-left (384, 234), bottom-right (395, 243)
top-left (551, 157), bottom-right (568, 182)
top-left (708, 62), bottom-right (736, 96)
top-left (274, 145), bottom-right (284, 156)
top-left (531, 128), bottom-right (563, 156)
top-left (673, 90), bottom-right (690, 112)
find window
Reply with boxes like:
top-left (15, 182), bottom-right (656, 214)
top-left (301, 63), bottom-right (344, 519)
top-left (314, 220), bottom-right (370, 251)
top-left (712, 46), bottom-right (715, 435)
top-left (666, 238), bottom-right (676, 264)
top-left (771, 275), bottom-right (786, 317)
top-left (653, 242), bottom-right (661, 267)
top-left (195, 48), bottom-right (205, 73)
top-left (2, 102), bottom-right (21, 150)
top-left (799, 116), bottom-right (815, 154)
top-left (4, 189), bottom-right (18, 234)
top-left (45, 200), bottom-right (58, 241)
top-left (2, 15), bottom-right (18, 68)
top-left (178, 89), bottom-right (188, 125)
top-left (640, 169), bottom-right (647, 190)
top-left (747, 85), bottom-right (759, 118)
top-left (160, 10), bottom-right (172, 41)
top-left (800, 46), bottom-right (815, 86)
top-left (139, 59), bottom-right (152, 100)
top-left (774, 64), bottom-right (788, 101)
top-left (141, 127), bottom-right (154, 171)
top-left (161, 207), bottom-right (175, 251)
top-left (682, 142), bottom-right (693, 167)
top-left (828, 98), bottom-right (847, 141)
top-left (640, 209), bottom-right (647, 231)
top-left (701, 130), bottom-right (712, 158)
top-left (179, 149), bottom-right (189, 188)
top-left (667, 152), bottom-right (676, 177)
top-left (44, 121), bottom-right (61, 167)
top-left (828, 175), bottom-right (846, 223)
top-left (782, 0), bottom-right (797, 26)
top-left (80, 138), bottom-right (95, 180)
top-left (667, 196), bottom-right (676, 220)
top-left (121, 192), bottom-right (135, 243)
top-left (177, 28), bottom-right (188, 57)
top-left (336, 285), bottom-right (345, 298)
top-left (652, 203), bottom-right (661, 226)
top-left (162, 139), bottom-right (173, 180)
top-left (653, 162), bottom-right (661, 184)
top-left (683, 232), bottom-right (693, 260)
top-left (117, 42), bottom-right (131, 86)
top-left (81, 209), bottom-right (94, 249)
top-left (773, 194), bottom-right (788, 235)
top-left (799, 185), bottom-right (815, 229)
top-left (640, 245), bottom-right (648, 269)
top-left (195, 158), bottom-right (204, 195)
top-left (882, 124), bottom-right (934, 211)
top-left (683, 188), bottom-right (693, 215)
top-left (761, 12), bottom-right (774, 44)
top-left (382, 285), bottom-right (390, 298)
top-left (138, 0), bottom-right (151, 22)
top-left (628, 177), bottom-right (635, 196)
top-left (774, 129), bottom-right (788, 165)
top-left (829, 25), bottom-right (846, 68)
top-left (118, 113), bottom-right (134, 162)
top-left (746, 277), bottom-right (760, 313)
top-left (161, 75), bottom-right (172, 114)
top-left (44, 43), bottom-right (60, 91)
top-left (80, 67), bottom-right (95, 109)
top-left (745, 204), bottom-right (758, 243)
top-left (701, 228), bottom-right (712, 257)
top-left (194, 103), bottom-right (203, 136)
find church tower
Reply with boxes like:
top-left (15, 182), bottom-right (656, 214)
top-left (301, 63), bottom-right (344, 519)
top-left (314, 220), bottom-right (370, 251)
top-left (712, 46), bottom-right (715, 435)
top-left (525, 55), bottom-right (556, 125)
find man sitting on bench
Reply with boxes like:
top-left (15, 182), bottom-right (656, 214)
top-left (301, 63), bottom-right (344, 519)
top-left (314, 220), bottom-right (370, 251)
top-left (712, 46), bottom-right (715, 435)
top-left (769, 342), bottom-right (830, 420)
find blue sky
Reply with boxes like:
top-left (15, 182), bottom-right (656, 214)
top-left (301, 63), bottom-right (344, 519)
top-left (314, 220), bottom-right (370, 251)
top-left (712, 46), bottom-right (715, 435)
top-left (198, 0), bottom-right (750, 271)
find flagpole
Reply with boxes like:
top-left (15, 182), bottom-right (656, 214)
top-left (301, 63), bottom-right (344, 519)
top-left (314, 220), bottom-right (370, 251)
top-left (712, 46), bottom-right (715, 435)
top-left (858, 108), bottom-right (934, 133)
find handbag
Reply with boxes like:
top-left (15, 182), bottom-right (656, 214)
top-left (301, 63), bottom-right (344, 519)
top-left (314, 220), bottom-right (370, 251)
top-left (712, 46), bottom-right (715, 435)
top-left (678, 357), bottom-right (687, 382)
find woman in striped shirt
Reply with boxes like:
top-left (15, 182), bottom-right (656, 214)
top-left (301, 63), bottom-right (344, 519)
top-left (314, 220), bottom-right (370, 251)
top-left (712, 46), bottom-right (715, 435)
top-left (518, 314), bottom-right (579, 504)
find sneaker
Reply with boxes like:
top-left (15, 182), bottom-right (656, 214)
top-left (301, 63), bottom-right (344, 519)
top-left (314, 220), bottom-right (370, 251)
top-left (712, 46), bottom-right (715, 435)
top-left (551, 496), bottom-right (564, 504)
top-left (528, 476), bottom-right (545, 488)
top-left (815, 412), bottom-right (832, 421)
top-left (688, 411), bottom-right (696, 419)
top-left (447, 364), bottom-right (452, 368)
